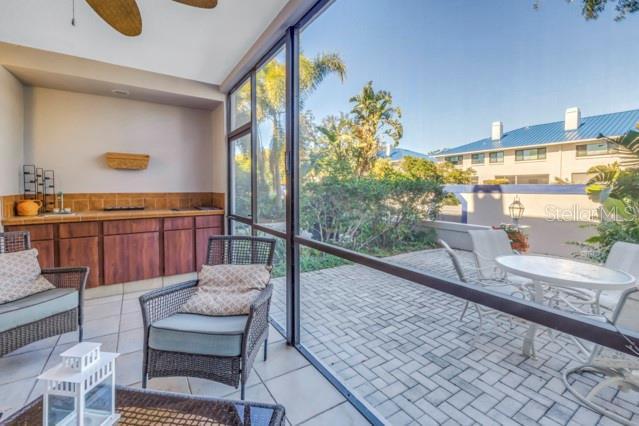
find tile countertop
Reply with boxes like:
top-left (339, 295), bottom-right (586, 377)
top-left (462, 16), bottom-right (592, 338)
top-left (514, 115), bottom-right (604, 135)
top-left (2, 208), bottom-right (225, 226)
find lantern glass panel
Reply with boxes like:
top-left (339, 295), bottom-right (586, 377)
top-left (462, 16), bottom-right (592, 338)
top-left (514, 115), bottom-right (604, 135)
top-left (47, 394), bottom-right (76, 425)
top-left (84, 374), bottom-right (114, 425)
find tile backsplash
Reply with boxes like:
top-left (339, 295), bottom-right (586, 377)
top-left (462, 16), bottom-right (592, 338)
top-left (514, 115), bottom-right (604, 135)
top-left (1, 192), bottom-right (224, 218)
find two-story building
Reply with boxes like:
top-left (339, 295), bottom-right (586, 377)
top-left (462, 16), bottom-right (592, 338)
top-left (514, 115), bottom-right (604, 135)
top-left (433, 108), bottom-right (639, 184)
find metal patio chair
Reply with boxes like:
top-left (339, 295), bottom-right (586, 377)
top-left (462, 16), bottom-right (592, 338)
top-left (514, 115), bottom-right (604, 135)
top-left (140, 235), bottom-right (276, 400)
top-left (563, 288), bottom-right (639, 425)
top-left (0, 231), bottom-right (87, 356)
top-left (598, 242), bottom-right (639, 312)
top-left (438, 239), bottom-right (520, 337)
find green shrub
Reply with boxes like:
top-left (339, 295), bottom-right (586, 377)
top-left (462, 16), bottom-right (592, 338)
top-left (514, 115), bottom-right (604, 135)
top-left (300, 174), bottom-right (444, 255)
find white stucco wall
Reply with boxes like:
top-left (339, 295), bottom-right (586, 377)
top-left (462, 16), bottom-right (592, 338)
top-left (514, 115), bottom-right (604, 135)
top-left (23, 87), bottom-right (220, 193)
top-left (445, 190), bottom-right (599, 257)
top-left (0, 66), bottom-right (23, 197)
top-left (210, 102), bottom-right (227, 196)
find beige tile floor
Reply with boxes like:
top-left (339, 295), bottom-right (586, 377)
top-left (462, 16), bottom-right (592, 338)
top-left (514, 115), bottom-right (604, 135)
top-left (0, 276), bottom-right (370, 425)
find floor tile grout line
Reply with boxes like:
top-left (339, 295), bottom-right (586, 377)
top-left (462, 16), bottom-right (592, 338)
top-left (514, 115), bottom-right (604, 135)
top-left (260, 361), bottom-right (312, 384)
top-left (296, 401), bottom-right (353, 426)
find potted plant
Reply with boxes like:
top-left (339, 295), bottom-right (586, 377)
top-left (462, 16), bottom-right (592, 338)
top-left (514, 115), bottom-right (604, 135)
top-left (493, 224), bottom-right (529, 252)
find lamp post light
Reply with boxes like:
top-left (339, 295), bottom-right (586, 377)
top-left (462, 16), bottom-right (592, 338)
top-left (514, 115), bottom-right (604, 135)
top-left (509, 195), bottom-right (525, 228)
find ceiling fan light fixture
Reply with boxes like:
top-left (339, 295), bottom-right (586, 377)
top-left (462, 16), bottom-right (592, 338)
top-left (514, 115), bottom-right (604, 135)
top-left (85, 0), bottom-right (142, 37)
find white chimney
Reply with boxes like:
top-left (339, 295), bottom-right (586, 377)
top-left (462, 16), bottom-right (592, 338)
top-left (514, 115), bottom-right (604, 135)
top-left (565, 107), bottom-right (581, 131)
top-left (491, 121), bottom-right (503, 141)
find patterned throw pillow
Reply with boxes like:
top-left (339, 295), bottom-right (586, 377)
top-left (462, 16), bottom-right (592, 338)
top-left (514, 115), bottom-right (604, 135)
top-left (0, 249), bottom-right (55, 304)
top-left (181, 264), bottom-right (271, 316)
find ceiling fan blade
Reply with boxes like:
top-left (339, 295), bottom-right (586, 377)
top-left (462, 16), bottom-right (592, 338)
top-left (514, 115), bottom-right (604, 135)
top-left (85, 0), bottom-right (142, 36)
top-left (172, 0), bottom-right (218, 8)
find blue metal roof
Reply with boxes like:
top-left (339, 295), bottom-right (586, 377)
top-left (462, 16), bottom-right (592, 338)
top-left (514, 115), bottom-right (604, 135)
top-left (436, 109), bottom-right (639, 156)
top-left (379, 147), bottom-right (434, 161)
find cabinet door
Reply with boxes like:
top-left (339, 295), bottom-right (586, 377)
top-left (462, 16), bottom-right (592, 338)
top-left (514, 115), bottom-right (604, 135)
top-left (59, 237), bottom-right (100, 288)
top-left (195, 228), bottom-right (223, 272)
top-left (32, 240), bottom-right (55, 269)
top-left (164, 229), bottom-right (195, 276)
top-left (103, 232), bottom-right (161, 284)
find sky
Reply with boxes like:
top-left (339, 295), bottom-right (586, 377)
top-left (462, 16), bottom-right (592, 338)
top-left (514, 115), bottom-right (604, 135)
top-left (299, 0), bottom-right (639, 154)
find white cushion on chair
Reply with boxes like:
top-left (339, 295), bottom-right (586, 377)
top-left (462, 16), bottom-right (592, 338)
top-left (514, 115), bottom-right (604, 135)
top-left (180, 264), bottom-right (271, 316)
top-left (0, 249), bottom-right (54, 304)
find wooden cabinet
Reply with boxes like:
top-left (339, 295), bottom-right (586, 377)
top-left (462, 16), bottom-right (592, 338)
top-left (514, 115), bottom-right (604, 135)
top-left (104, 232), bottom-right (161, 284)
top-left (104, 218), bottom-right (160, 235)
top-left (32, 240), bottom-right (55, 269)
top-left (164, 229), bottom-right (195, 275)
top-left (5, 214), bottom-right (223, 286)
top-left (195, 215), bottom-right (223, 229)
top-left (195, 227), bottom-right (223, 271)
top-left (5, 224), bottom-right (55, 269)
top-left (59, 222), bottom-right (99, 239)
top-left (59, 237), bottom-right (100, 287)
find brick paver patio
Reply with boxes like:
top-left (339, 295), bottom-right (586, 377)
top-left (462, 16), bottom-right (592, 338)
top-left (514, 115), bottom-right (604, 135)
top-left (270, 248), bottom-right (639, 425)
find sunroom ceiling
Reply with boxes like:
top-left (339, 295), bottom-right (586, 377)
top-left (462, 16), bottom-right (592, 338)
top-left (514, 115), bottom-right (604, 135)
top-left (0, 0), bottom-right (289, 85)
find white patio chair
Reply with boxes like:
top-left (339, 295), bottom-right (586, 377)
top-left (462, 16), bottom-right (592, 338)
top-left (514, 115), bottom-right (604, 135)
top-left (438, 239), bottom-right (521, 337)
top-left (467, 229), bottom-right (531, 288)
top-left (599, 242), bottom-right (639, 311)
top-left (563, 288), bottom-right (639, 426)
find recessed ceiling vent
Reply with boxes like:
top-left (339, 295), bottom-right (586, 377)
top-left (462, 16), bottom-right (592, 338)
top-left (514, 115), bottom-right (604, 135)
top-left (111, 88), bottom-right (130, 96)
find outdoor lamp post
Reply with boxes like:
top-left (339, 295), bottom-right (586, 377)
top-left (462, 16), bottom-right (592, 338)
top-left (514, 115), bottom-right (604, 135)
top-left (509, 196), bottom-right (525, 227)
top-left (38, 342), bottom-right (119, 426)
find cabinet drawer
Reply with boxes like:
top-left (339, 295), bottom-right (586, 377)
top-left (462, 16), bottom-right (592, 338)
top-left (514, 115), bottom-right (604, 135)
top-left (164, 217), bottom-right (194, 231)
top-left (195, 215), bottom-right (223, 229)
top-left (104, 218), bottom-right (160, 235)
top-left (6, 224), bottom-right (54, 241)
top-left (59, 222), bottom-right (99, 239)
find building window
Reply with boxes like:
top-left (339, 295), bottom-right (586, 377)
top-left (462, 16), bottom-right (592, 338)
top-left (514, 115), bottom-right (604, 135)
top-left (489, 151), bottom-right (504, 163)
top-left (471, 153), bottom-right (485, 164)
top-left (445, 155), bottom-right (463, 165)
top-left (515, 147), bottom-right (546, 161)
top-left (493, 175), bottom-right (515, 184)
top-left (576, 142), bottom-right (617, 157)
top-left (571, 172), bottom-right (594, 184)
top-left (516, 174), bottom-right (549, 184)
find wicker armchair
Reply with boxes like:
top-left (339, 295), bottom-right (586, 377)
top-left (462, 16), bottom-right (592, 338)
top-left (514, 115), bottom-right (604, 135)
top-left (0, 231), bottom-right (87, 356)
top-left (140, 236), bottom-right (276, 399)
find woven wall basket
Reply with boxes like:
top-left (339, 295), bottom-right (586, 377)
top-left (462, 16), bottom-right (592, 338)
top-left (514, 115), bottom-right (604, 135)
top-left (105, 152), bottom-right (150, 170)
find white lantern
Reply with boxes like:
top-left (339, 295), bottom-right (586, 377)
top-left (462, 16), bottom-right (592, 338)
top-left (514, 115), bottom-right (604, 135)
top-left (38, 342), bottom-right (120, 426)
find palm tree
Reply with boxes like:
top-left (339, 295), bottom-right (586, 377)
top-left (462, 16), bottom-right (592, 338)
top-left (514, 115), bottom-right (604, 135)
top-left (349, 81), bottom-right (403, 176)
top-left (255, 53), bottom-right (346, 219)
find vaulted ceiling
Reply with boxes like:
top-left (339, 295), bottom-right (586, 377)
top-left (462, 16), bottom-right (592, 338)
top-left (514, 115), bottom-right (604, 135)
top-left (0, 0), bottom-right (289, 85)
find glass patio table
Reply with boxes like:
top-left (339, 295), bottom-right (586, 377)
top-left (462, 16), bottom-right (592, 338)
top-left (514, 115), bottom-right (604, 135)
top-left (495, 255), bottom-right (636, 358)
top-left (1, 386), bottom-right (286, 426)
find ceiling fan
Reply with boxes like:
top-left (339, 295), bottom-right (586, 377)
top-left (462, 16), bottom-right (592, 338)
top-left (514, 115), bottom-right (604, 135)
top-left (83, 0), bottom-right (217, 37)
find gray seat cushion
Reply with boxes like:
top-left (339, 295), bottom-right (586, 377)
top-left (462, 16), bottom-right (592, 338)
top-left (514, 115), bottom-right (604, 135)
top-left (0, 288), bottom-right (78, 333)
top-left (149, 313), bottom-right (248, 357)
